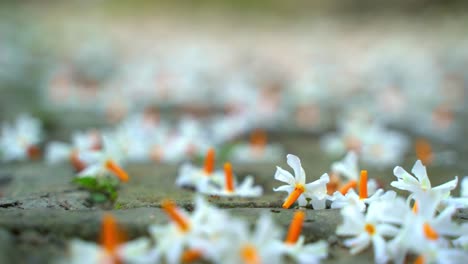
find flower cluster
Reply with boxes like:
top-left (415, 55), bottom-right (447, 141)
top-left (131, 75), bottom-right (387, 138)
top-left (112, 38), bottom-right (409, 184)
top-left (43, 113), bottom-right (284, 167)
top-left (176, 148), bottom-right (263, 197)
top-left (65, 196), bottom-right (328, 264)
top-left (335, 160), bottom-right (468, 263)
top-left (321, 117), bottom-right (409, 167)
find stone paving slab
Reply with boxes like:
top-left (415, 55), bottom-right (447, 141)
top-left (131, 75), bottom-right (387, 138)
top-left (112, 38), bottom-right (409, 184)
top-left (0, 137), bottom-right (464, 210)
top-left (0, 207), bottom-right (369, 263)
top-left (0, 137), bottom-right (466, 263)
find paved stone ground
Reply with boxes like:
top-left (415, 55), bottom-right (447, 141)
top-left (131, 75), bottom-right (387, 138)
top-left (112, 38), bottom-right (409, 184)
top-left (0, 135), bottom-right (466, 263)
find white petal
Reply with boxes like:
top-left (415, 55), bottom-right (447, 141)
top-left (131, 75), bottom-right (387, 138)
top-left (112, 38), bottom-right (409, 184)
top-left (433, 176), bottom-right (458, 194)
top-left (287, 154), bottom-right (306, 184)
top-left (274, 166), bottom-right (296, 185)
top-left (411, 160), bottom-right (430, 185)
top-left (344, 233), bottom-right (371, 254)
top-left (273, 185), bottom-right (295, 194)
top-left (372, 235), bottom-right (389, 264)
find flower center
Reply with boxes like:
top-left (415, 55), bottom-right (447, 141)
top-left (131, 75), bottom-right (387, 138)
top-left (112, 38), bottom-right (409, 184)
top-left (282, 184), bottom-right (305, 209)
top-left (412, 201), bottom-right (418, 214)
top-left (203, 148), bottom-right (215, 175)
top-left (162, 200), bottom-right (191, 232)
top-left (105, 160), bottom-right (129, 182)
top-left (241, 244), bottom-right (260, 264)
top-left (224, 162), bottom-right (235, 193)
top-left (285, 211), bottom-right (305, 244)
top-left (423, 222), bottom-right (438, 240)
top-left (364, 223), bottom-right (376, 235)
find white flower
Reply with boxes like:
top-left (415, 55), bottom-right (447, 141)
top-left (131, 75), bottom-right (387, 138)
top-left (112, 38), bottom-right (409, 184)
top-left (331, 151), bottom-right (378, 195)
top-left (0, 114), bottom-right (42, 161)
top-left (273, 211), bottom-right (328, 264)
top-left (149, 196), bottom-right (230, 264)
top-left (412, 244), bottom-right (468, 264)
top-left (359, 125), bottom-right (409, 167)
top-left (331, 152), bottom-right (359, 182)
top-left (278, 238), bottom-right (328, 264)
top-left (274, 154), bottom-right (329, 209)
top-left (320, 119), bottom-right (409, 167)
top-left (175, 148), bottom-right (224, 191)
top-left (388, 203), bottom-right (463, 264)
top-left (329, 189), bottom-right (397, 212)
top-left (64, 214), bottom-right (153, 264)
top-left (336, 200), bottom-right (402, 263)
top-left (442, 176), bottom-right (468, 209)
top-left (220, 213), bottom-right (283, 264)
top-left (229, 143), bottom-right (283, 163)
top-left (45, 131), bottom-right (102, 170)
top-left (201, 163), bottom-right (263, 197)
top-left (391, 160), bottom-right (458, 200)
top-left (229, 129), bottom-right (283, 163)
top-left (78, 135), bottom-right (129, 182)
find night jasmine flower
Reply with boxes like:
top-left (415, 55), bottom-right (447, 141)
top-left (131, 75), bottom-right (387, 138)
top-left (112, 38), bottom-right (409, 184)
top-left (65, 214), bottom-right (152, 264)
top-left (201, 162), bottom-right (263, 197)
top-left (273, 211), bottom-right (328, 264)
top-left (78, 135), bottom-right (129, 182)
top-left (176, 148), bottom-right (223, 191)
top-left (0, 114), bottom-right (42, 161)
top-left (273, 154), bottom-right (329, 209)
top-left (391, 160), bottom-right (458, 200)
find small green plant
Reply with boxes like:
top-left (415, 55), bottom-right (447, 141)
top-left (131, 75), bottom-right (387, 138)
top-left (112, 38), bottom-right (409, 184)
top-left (73, 176), bottom-right (120, 204)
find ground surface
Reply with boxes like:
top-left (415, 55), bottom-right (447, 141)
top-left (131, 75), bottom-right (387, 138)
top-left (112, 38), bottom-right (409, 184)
top-left (0, 135), bottom-right (467, 263)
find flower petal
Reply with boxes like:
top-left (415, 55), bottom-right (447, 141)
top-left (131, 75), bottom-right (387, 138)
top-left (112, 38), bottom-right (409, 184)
top-left (274, 166), bottom-right (295, 185)
top-left (287, 154), bottom-right (305, 184)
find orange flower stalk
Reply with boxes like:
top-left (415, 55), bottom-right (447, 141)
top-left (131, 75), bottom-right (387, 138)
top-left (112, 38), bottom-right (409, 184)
top-left (415, 138), bottom-right (433, 166)
top-left (282, 185), bottom-right (305, 209)
top-left (203, 148), bottom-right (216, 175)
top-left (359, 170), bottom-right (368, 200)
top-left (100, 213), bottom-right (126, 261)
top-left (339, 180), bottom-right (357, 195)
top-left (285, 211), bottom-right (305, 244)
top-left (105, 160), bottom-right (130, 182)
top-left (161, 199), bottom-right (191, 232)
top-left (224, 162), bottom-right (235, 192)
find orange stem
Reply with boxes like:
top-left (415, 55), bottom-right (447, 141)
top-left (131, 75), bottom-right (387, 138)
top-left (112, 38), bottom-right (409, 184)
top-left (224, 163), bottom-right (235, 192)
top-left (181, 249), bottom-right (203, 263)
top-left (339, 180), bottom-right (357, 195)
top-left (285, 211), bottom-right (305, 244)
top-left (162, 200), bottom-right (191, 232)
top-left (414, 255), bottom-right (425, 264)
top-left (105, 160), bottom-right (129, 182)
top-left (100, 214), bottom-right (123, 255)
top-left (282, 185), bottom-right (305, 209)
top-left (359, 170), bottom-right (368, 199)
top-left (203, 148), bottom-right (215, 175)
top-left (415, 139), bottom-right (433, 166)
